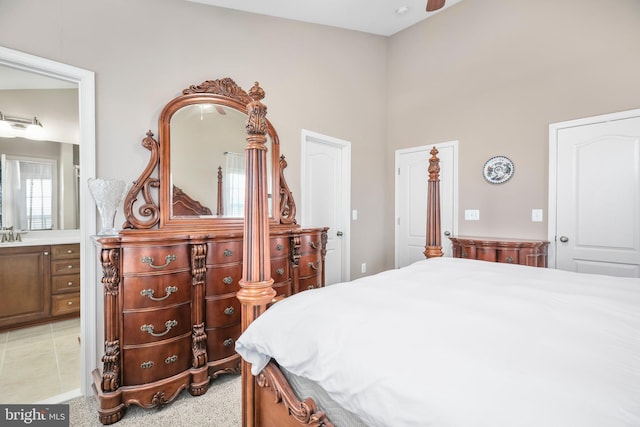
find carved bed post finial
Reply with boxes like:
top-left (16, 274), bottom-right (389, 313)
top-left (237, 81), bottom-right (276, 427)
top-left (424, 147), bottom-right (444, 258)
top-left (217, 166), bottom-right (224, 216)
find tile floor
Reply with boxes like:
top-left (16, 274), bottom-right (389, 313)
top-left (0, 318), bottom-right (80, 403)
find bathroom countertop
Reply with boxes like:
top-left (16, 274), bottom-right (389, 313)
top-left (0, 230), bottom-right (81, 247)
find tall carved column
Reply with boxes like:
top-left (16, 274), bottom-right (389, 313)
top-left (236, 82), bottom-right (276, 427)
top-left (424, 147), bottom-right (444, 258)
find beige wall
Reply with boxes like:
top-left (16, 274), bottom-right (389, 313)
top-left (386, 0), bottom-right (640, 266)
top-left (0, 0), bottom-right (388, 278)
top-left (2, 0), bottom-right (639, 276)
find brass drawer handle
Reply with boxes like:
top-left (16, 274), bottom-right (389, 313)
top-left (140, 361), bottom-right (154, 369)
top-left (140, 286), bottom-right (178, 301)
top-left (308, 285), bottom-right (315, 290)
top-left (140, 320), bottom-right (177, 337)
top-left (275, 268), bottom-right (284, 276)
top-left (308, 262), bottom-right (319, 271)
top-left (223, 249), bottom-right (233, 257)
top-left (505, 257), bottom-right (514, 263)
top-left (165, 355), bottom-right (178, 364)
top-left (223, 338), bottom-right (234, 347)
top-left (223, 276), bottom-right (233, 285)
top-left (462, 252), bottom-right (468, 258)
top-left (276, 244), bottom-right (284, 251)
top-left (308, 241), bottom-right (318, 249)
top-left (141, 254), bottom-right (176, 269)
top-left (224, 307), bottom-right (235, 316)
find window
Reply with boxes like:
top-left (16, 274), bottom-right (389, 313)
top-left (1, 155), bottom-right (57, 230)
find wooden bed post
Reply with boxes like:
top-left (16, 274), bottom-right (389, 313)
top-left (424, 147), bottom-right (444, 258)
top-left (236, 82), bottom-right (276, 427)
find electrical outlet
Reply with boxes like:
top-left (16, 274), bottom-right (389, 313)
top-left (464, 209), bottom-right (480, 221)
top-left (361, 263), bottom-right (366, 273)
top-left (532, 209), bottom-right (543, 222)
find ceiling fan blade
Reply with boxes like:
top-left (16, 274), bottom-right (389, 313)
top-left (426, 0), bottom-right (446, 12)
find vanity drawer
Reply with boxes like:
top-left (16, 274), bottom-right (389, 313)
top-left (206, 240), bottom-right (243, 265)
top-left (270, 237), bottom-right (290, 257)
top-left (298, 254), bottom-right (322, 277)
top-left (299, 233), bottom-right (322, 256)
top-left (206, 263), bottom-right (242, 295)
top-left (52, 274), bottom-right (80, 293)
top-left (270, 257), bottom-right (290, 284)
top-left (206, 324), bottom-right (241, 361)
top-left (51, 293), bottom-right (80, 316)
top-left (296, 276), bottom-right (323, 293)
top-left (122, 245), bottom-right (190, 274)
top-left (51, 244), bottom-right (80, 260)
top-left (122, 271), bottom-right (192, 309)
top-left (51, 258), bottom-right (80, 276)
top-left (122, 303), bottom-right (191, 345)
top-left (122, 334), bottom-right (191, 386)
top-left (205, 295), bottom-right (240, 328)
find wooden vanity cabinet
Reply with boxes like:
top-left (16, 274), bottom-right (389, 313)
top-left (0, 243), bottom-right (80, 331)
top-left (449, 236), bottom-right (549, 267)
top-left (0, 245), bottom-right (50, 330)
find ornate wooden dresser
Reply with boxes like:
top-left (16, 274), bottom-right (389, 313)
top-left (449, 236), bottom-right (549, 267)
top-left (92, 78), bottom-right (328, 424)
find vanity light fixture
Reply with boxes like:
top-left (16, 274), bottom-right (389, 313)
top-left (0, 112), bottom-right (45, 140)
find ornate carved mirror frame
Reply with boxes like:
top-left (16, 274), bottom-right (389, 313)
top-left (122, 78), bottom-right (297, 231)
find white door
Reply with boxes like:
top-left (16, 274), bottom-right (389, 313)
top-left (395, 142), bottom-right (458, 268)
top-left (301, 130), bottom-right (351, 284)
top-left (550, 110), bottom-right (640, 277)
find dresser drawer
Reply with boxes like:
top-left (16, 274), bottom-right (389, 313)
top-left (207, 240), bottom-right (242, 265)
top-left (273, 281), bottom-right (292, 298)
top-left (122, 303), bottom-right (191, 345)
top-left (122, 271), bottom-right (192, 309)
top-left (299, 233), bottom-right (322, 256)
top-left (52, 274), bottom-right (80, 293)
top-left (122, 334), bottom-right (191, 386)
top-left (51, 258), bottom-right (81, 276)
top-left (122, 245), bottom-right (190, 274)
top-left (296, 276), bottom-right (322, 293)
top-left (51, 293), bottom-right (80, 316)
top-left (206, 324), bottom-right (241, 361)
top-left (298, 254), bottom-right (322, 277)
top-left (206, 263), bottom-right (242, 295)
top-left (497, 249), bottom-right (519, 264)
top-left (205, 295), bottom-right (240, 328)
top-left (270, 257), bottom-right (290, 284)
top-left (270, 237), bottom-right (290, 257)
top-left (51, 244), bottom-right (80, 260)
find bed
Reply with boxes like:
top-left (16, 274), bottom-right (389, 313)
top-left (235, 85), bottom-right (640, 426)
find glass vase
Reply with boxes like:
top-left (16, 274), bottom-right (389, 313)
top-left (88, 178), bottom-right (128, 236)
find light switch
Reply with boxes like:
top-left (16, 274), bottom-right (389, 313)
top-left (532, 209), bottom-right (543, 222)
top-left (352, 210), bottom-right (358, 220)
top-left (464, 209), bottom-right (480, 221)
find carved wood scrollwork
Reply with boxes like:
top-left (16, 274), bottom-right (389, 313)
top-left (279, 155), bottom-right (297, 224)
top-left (101, 340), bottom-right (121, 392)
top-left (182, 77), bottom-right (252, 105)
top-left (122, 131), bottom-right (160, 230)
top-left (100, 248), bottom-right (120, 296)
top-left (258, 362), bottom-right (334, 427)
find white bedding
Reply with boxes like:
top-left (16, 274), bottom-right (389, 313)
top-left (235, 257), bottom-right (640, 427)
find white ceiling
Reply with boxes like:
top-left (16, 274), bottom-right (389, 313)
top-left (186, 0), bottom-right (463, 36)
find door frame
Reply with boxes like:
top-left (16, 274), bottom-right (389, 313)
top-left (394, 141), bottom-right (459, 268)
top-left (0, 46), bottom-right (97, 397)
top-left (301, 129), bottom-right (351, 282)
top-left (548, 107), bottom-right (640, 268)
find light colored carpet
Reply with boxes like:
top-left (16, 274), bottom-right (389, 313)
top-left (67, 375), bottom-right (241, 426)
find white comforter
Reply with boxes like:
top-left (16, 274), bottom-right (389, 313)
top-left (236, 257), bottom-right (640, 427)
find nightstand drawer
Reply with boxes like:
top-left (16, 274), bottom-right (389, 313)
top-left (298, 254), bottom-right (322, 277)
top-left (299, 233), bottom-right (322, 256)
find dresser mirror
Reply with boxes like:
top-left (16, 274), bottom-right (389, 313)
top-left (123, 78), bottom-right (296, 230)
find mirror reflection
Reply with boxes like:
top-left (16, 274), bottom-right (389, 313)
top-left (169, 103), bottom-right (272, 218)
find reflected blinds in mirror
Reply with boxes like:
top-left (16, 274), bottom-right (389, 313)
top-left (223, 151), bottom-right (245, 217)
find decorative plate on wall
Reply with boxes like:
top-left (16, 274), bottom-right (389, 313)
top-left (483, 156), bottom-right (514, 184)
